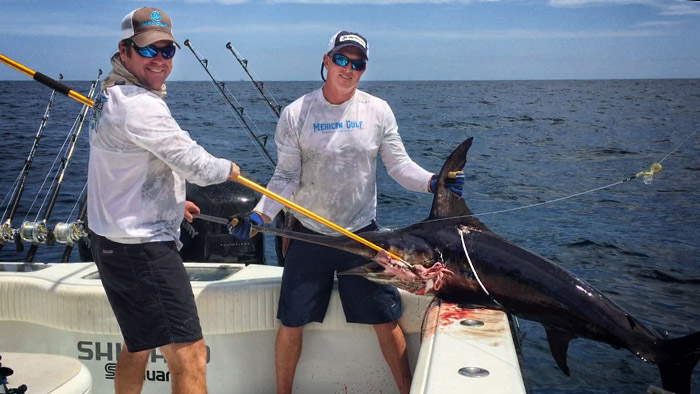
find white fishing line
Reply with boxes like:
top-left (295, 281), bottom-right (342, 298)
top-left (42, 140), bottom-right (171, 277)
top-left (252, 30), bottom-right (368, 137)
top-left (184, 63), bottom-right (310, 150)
top-left (226, 43), bottom-right (282, 119)
top-left (658, 124), bottom-right (700, 164)
top-left (417, 124), bottom-right (700, 227)
top-left (458, 226), bottom-right (490, 296)
top-left (65, 182), bottom-right (88, 222)
top-left (1, 172), bottom-right (24, 221)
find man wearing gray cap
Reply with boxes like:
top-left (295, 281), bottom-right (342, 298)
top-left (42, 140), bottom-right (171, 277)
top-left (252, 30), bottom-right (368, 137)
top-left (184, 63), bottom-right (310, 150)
top-left (88, 7), bottom-right (240, 394)
top-left (229, 30), bottom-right (464, 394)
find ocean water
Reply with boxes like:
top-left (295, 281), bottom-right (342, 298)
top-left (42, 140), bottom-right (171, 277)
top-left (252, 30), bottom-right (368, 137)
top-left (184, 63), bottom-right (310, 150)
top-left (1, 78), bottom-right (699, 393)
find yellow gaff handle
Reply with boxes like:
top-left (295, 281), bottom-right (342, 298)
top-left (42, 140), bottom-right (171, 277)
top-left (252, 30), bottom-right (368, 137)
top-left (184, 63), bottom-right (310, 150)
top-left (235, 175), bottom-right (405, 262)
top-left (0, 54), bottom-right (94, 108)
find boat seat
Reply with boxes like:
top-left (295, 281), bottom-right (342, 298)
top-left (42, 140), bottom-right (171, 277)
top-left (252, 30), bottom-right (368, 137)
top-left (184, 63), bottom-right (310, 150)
top-left (0, 352), bottom-right (92, 394)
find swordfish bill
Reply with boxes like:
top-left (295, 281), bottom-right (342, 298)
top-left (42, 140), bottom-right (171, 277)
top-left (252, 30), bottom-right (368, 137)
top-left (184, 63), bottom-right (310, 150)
top-left (256, 137), bottom-right (700, 393)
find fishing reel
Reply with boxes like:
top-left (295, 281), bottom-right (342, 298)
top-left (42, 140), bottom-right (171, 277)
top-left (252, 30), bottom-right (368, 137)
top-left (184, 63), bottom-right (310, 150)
top-left (0, 221), bottom-right (13, 245)
top-left (53, 221), bottom-right (86, 246)
top-left (19, 221), bottom-right (48, 244)
top-left (1, 222), bottom-right (24, 252)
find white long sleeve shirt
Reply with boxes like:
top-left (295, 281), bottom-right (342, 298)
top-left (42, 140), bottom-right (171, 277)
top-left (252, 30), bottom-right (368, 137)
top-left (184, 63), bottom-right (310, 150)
top-left (87, 84), bottom-right (231, 246)
top-left (254, 88), bottom-right (433, 235)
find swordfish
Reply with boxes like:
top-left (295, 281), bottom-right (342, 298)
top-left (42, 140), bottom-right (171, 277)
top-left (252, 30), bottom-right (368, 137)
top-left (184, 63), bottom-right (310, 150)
top-left (257, 137), bottom-right (700, 394)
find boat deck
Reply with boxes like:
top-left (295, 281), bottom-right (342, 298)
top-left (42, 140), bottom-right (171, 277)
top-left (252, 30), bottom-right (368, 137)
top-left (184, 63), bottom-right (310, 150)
top-left (0, 262), bottom-right (525, 393)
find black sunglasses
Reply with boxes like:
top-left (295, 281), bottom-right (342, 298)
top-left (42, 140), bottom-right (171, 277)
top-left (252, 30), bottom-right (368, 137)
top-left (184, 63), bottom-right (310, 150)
top-left (331, 53), bottom-right (366, 71)
top-left (128, 41), bottom-right (177, 59)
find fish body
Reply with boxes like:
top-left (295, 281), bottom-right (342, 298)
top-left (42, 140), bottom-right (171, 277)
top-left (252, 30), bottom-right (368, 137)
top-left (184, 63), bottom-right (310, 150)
top-left (259, 137), bottom-right (700, 393)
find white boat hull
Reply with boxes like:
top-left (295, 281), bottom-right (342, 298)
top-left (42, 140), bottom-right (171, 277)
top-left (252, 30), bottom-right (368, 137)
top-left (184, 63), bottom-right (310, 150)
top-left (0, 262), bottom-right (525, 393)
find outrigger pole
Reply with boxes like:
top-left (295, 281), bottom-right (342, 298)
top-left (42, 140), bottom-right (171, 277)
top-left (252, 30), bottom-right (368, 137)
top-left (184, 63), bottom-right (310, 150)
top-left (183, 39), bottom-right (276, 167)
top-left (24, 69), bottom-right (102, 262)
top-left (0, 75), bottom-right (62, 255)
top-left (225, 42), bottom-right (281, 118)
top-left (2, 54), bottom-right (410, 266)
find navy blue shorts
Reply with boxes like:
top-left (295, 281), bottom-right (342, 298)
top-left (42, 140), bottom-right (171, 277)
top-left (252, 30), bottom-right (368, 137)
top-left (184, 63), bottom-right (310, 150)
top-left (277, 221), bottom-right (402, 327)
top-left (91, 234), bottom-right (202, 352)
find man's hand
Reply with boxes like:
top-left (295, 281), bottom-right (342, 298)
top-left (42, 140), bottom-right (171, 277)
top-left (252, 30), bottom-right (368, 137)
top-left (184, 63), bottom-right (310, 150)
top-left (228, 162), bottom-right (241, 181)
top-left (228, 212), bottom-right (264, 240)
top-left (184, 201), bottom-right (200, 223)
top-left (429, 171), bottom-right (465, 197)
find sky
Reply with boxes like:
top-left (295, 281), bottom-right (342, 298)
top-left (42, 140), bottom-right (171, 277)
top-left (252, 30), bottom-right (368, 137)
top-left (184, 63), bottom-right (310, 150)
top-left (1, 0), bottom-right (699, 82)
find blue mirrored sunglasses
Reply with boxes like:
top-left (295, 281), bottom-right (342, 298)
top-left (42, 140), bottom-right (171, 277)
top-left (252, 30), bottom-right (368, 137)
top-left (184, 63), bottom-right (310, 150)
top-left (129, 41), bottom-right (177, 59)
top-left (331, 54), bottom-right (366, 71)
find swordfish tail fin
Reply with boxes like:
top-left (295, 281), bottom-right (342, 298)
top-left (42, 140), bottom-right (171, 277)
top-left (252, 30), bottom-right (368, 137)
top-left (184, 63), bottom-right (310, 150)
top-left (657, 331), bottom-right (700, 394)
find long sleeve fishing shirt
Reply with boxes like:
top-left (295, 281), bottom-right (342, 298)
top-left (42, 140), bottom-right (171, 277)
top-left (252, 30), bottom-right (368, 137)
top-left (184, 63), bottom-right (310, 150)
top-left (87, 85), bottom-right (231, 247)
top-left (255, 88), bottom-right (433, 235)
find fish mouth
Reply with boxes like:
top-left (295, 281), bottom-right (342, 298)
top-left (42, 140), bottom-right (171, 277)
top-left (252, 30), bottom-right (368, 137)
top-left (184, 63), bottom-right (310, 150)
top-left (340, 256), bottom-right (453, 296)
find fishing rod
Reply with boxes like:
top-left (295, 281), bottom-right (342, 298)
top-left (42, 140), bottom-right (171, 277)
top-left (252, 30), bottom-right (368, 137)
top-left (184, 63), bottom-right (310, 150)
top-left (187, 40), bottom-right (293, 265)
top-left (0, 74), bottom-right (63, 255)
top-left (224, 42), bottom-right (298, 259)
top-left (23, 69), bottom-right (102, 262)
top-left (225, 42), bottom-right (281, 118)
top-left (3, 54), bottom-right (408, 266)
top-left (234, 175), bottom-right (408, 263)
top-left (0, 54), bottom-right (94, 107)
top-left (57, 192), bottom-right (87, 262)
top-left (182, 44), bottom-right (406, 263)
top-left (183, 39), bottom-right (276, 168)
top-left (193, 175), bottom-right (410, 265)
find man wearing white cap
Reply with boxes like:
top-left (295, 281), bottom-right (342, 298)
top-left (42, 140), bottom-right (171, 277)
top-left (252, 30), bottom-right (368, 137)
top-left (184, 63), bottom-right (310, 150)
top-left (229, 30), bottom-right (464, 394)
top-left (88, 7), bottom-right (240, 394)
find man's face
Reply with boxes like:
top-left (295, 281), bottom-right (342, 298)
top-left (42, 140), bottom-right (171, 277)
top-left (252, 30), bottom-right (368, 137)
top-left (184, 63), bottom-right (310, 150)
top-left (324, 46), bottom-right (366, 91)
top-left (119, 39), bottom-right (173, 91)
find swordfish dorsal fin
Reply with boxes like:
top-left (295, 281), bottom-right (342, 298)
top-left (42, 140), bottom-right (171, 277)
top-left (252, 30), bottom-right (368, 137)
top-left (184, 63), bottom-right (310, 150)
top-left (427, 137), bottom-right (489, 231)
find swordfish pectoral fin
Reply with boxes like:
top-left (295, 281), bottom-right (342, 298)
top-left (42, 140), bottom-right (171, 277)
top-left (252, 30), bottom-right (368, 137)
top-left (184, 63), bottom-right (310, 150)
top-left (545, 327), bottom-right (578, 376)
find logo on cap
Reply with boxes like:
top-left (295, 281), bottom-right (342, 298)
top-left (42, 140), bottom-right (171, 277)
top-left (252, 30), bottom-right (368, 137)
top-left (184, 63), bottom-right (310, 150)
top-left (339, 34), bottom-right (366, 49)
top-left (140, 10), bottom-right (170, 28)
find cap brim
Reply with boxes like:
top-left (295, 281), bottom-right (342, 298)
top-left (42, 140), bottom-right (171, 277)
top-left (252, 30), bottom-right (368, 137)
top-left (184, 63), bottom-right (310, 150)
top-left (332, 43), bottom-right (368, 60)
top-left (131, 31), bottom-right (178, 48)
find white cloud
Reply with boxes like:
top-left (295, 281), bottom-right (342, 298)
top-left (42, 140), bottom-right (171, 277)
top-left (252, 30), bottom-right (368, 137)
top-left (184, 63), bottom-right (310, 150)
top-left (634, 20), bottom-right (683, 28)
top-left (0, 23), bottom-right (114, 38)
top-left (397, 27), bottom-right (670, 40)
top-left (660, 3), bottom-right (700, 16)
top-left (549, 0), bottom-right (700, 16)
top-left (550, 0), bottom-right (656, 6)
top-left (184, 0), bottom-right (494, 3)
